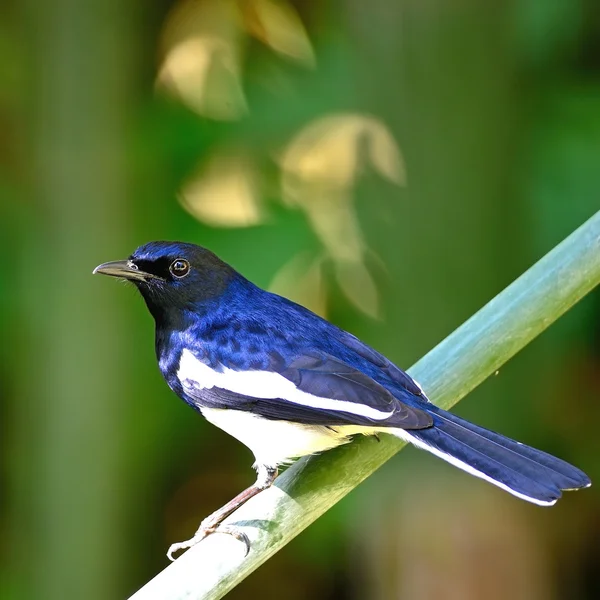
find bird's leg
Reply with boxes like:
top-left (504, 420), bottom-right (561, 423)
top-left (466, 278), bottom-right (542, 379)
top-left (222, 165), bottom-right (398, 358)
top-left (167, 465), bottom-right (278, 561)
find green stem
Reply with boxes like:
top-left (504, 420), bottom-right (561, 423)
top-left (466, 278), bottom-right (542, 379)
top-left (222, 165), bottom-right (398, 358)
top-left (130, 211), bottom-right (600, 600)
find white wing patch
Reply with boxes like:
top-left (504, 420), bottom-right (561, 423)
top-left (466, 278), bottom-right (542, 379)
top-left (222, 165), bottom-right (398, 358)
top-left (177, 348), bottom-right (395, 420)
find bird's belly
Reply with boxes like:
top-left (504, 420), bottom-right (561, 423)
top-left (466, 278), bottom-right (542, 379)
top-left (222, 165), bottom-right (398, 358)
top-left (201, 407), bottom-right (375, 467)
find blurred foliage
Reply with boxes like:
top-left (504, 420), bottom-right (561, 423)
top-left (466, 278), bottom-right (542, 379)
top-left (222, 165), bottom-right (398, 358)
top-left (1, 0), bottom-right (599, 599)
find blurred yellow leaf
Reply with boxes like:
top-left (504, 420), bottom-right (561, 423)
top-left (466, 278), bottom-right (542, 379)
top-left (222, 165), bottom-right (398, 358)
top-left (297, 190), bottom-right (364, 263)
top-left (179, 152), bottom-right (262, 227)
top-left (157, 0), bottom-right (247, 120)
top-left (277, 113), bottom-right (402, 317)
top-left (335, 260), bottom-right (380, 319)
top-left (280, 113), bottom-right (405, 190)
top-left (244, 0), bottom-right (315, 67)
top-left (269, 253), bottom-right (327, 316)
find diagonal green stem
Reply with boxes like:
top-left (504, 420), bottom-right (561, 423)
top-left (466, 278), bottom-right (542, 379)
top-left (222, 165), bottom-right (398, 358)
top-left (130, 211), bottom-right (600, 600)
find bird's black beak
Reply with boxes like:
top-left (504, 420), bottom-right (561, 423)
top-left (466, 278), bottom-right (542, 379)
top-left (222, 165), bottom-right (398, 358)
top-left (93, 260), bottom-right (156, 282)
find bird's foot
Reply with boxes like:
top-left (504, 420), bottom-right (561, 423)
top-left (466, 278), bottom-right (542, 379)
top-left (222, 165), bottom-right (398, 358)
top-left (167, 522), bottom-right (250, 561)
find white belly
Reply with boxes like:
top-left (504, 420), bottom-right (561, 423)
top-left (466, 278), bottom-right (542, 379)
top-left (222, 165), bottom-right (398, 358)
top-left (201, 407), bottom-right (376, 467)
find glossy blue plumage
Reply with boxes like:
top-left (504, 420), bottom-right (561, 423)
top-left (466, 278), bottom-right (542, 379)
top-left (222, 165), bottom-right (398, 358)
top-left (96, 241), bottom-right (591, 506)
top-left (154, 274), bottom-right (432, 427)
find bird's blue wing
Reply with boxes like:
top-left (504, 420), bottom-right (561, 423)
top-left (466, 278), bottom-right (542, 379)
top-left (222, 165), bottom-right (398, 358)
top-left (277, 353), bottom-right (432, 428)
top-left (336, 330), bottom-right (428, 399)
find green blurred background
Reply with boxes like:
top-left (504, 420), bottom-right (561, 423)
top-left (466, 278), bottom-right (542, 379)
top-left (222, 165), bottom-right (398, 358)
top-left (1, 0), bottom-right (599, 598)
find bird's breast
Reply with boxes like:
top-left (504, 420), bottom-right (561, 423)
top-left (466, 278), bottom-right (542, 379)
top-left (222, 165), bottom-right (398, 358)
top-left (200, 407), bottom-right (375, 467)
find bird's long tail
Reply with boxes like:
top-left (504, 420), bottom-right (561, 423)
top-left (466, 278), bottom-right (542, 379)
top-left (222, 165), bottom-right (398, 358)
top-left (392, 408), bottom-right (591, 505)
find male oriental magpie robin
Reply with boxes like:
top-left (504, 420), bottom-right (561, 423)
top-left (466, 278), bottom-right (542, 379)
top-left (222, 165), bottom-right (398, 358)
top-left (94, 241), bottom-right (590, 559)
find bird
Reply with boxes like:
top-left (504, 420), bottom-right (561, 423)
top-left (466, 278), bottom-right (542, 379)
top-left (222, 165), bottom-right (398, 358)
top-left (94, 241), bottom-right (591, 560)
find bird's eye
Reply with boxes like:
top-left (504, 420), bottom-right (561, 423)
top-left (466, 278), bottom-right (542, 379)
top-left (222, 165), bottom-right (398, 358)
top-left (170, 259), bottom-right (190, 278)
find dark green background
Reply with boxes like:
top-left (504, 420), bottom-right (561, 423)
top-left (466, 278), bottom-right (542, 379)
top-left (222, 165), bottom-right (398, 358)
top-left (1, 1), bottom-right (599, 598)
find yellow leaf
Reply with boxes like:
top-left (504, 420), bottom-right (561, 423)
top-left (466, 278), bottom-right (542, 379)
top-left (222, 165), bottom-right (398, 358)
top-left (244, 0), bottom-right (315, 66)
top-left (269, 253), bottom-right (327, 317)
top-left (335, 260), bottom-right (380, 319)
top-left (179, 152), bottom-right (262, 227)
top-left (156, 0), bottom-right (247, 119)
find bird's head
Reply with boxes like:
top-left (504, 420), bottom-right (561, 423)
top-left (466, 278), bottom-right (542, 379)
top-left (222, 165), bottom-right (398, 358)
top-left (94, 241), bottom-right (238, 319)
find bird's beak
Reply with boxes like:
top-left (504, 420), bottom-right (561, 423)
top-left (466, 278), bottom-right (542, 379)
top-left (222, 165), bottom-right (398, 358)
top-left (93, 260), bottom-right (155, 282)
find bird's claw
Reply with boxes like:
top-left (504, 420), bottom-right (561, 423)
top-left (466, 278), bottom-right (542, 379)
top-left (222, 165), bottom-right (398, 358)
top-left (166, 524), bottom-right (250, 561)
top-left (167, 537), bottom-right (197, 562)
top-left (219, 525), bottom-right (251, 555)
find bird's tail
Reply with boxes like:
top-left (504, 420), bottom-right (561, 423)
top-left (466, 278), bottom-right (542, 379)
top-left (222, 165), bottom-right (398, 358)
top-left (392, 408), bottom-right (591, 505)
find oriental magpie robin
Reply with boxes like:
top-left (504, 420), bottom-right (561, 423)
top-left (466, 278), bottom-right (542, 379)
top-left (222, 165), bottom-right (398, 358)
top-left (94, 241), bottom-right (591, 559)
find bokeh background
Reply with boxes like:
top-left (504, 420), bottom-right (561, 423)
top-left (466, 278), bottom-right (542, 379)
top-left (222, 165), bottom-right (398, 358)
top-left (1, 0), bottom-right (600, 598)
